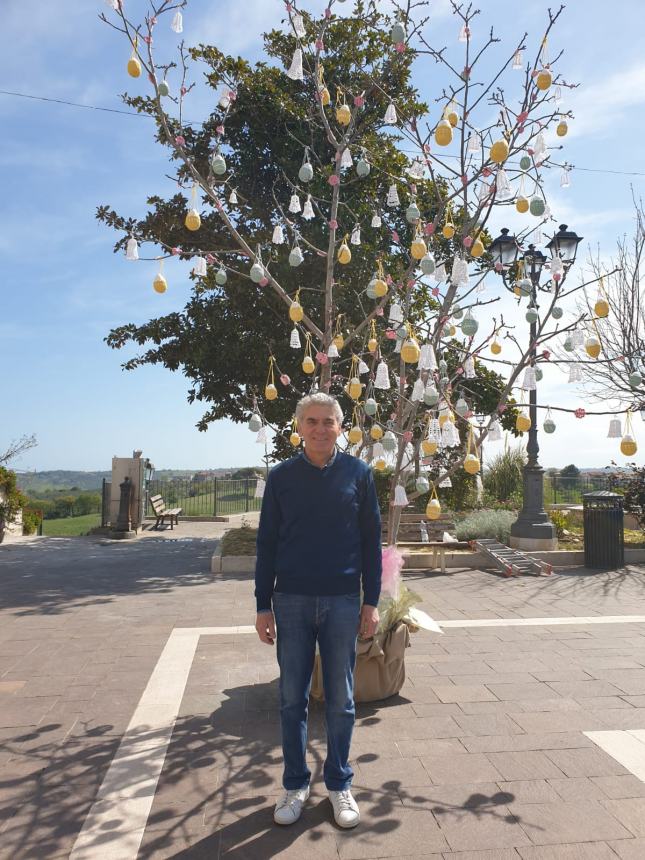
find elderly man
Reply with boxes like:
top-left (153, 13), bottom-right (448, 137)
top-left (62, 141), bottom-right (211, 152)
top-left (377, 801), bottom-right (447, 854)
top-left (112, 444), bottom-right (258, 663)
top-left (254, 392), bottom-right (382, 829)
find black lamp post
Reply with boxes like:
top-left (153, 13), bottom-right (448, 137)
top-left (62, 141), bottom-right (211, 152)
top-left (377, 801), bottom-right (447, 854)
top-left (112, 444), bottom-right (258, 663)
top-left (489, 223), bottom-right (582, 550)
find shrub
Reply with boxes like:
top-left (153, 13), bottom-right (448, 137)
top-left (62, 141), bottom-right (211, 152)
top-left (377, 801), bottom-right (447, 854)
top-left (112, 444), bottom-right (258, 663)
top-left (455, 510), bottom-right (516, 543)
top-left (483, 442), bottom-right (526, 504)
top-left (617, 462), bottom-right (645, 531)
top-left (220, 526), bottom-right (258, 556)
top-left (22, 510), bottom-right (40, 535)
top-left (481, 489), bottom-right (522, 512)
top-left (548, 509), bottom-right (569, 538)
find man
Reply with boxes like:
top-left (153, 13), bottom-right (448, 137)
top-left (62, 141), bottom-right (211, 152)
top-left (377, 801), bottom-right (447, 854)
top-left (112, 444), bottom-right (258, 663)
top-left (254, 392), bottom-right (382, 829)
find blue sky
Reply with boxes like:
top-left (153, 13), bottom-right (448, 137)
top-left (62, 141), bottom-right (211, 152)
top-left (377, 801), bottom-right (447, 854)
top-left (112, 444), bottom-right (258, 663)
top-left (2, 0), bottom-right (644, 472)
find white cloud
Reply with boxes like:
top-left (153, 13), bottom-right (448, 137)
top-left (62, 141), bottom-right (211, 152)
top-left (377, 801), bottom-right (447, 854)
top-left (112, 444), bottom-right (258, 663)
top-left (566, 61), bottom-right (645, 140)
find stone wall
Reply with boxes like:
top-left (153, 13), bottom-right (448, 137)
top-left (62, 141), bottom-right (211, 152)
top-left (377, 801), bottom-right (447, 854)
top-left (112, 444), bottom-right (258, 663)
top-left (0, 487), bottom-right (23, 537)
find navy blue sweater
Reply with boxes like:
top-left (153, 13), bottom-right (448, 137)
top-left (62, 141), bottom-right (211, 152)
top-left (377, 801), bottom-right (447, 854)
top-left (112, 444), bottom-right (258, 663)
top-left (254, 451), bottom-right (382, 612)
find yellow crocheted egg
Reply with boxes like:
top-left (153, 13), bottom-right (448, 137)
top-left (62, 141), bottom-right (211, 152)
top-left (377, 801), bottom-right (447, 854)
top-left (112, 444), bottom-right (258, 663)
top-left (442, 223), bottom-right (455, 240)
top-left (368, 337), bottom-right (378, 353)
top-left (127, 57), bottom-right (142, 78)
top-left (348, 378), bottom-right (362, 400)
top-left (373, 278), bottom-right (388, 297)
top-left (464, 454), bottom-right (481, 475)
top-left (333, 334), bottom-right (344, 350)
top-left (471, 238), bottom-right (484, 258)
top-left (585, 337), bottom-right (601, 359)
top-left (374, 458), bottom-right (387, 471)
top-left (290, 432), bottom-right (301, 447)
top-left (401, 338), bottom-right (420, 364)
top-left (289, 301), bottom-right (304, 322)
top-left (185, 209), bottom-right (201, 231)
top-left (490, 139), bottom-right (509, 164)
top-left (516, 413), bottom-right (531, 433)
top-left (516, 196), bottom-right (530, 214)
top-left (434, 119), bottom-right (453, 147)
top-left (336, 104), bottom-right (351, 125)
top-left (320, 86), bottom-right (330, 106)
top-left (536, 68), bottom-right (552, 91)
top-left (621, 436), bottom-right (637, 456)
top-left (265, 384), bottom-right (278, 400)
top-left (421, 439), bottom-right (438, 456)
top-left (594, 299), bottom-right (609, 318)
top-left (426, 498), bottom-right (441, 520)
top-left (411, 238), bottom-right (427, 260)
top-left (302, 356), bottom-right (315, 374)
top-left (370, 425), bottom-right (383, 441)
top-left (491, 340), bottom-right (502, 355)
top-left (337, 243), bottom-right (351, 264)
top-left (153, 274), bottom-right (167, 294)
top-left (348, 426), bottom-right (362, 444)
top-left (556, 120), bottom-right (568, 137)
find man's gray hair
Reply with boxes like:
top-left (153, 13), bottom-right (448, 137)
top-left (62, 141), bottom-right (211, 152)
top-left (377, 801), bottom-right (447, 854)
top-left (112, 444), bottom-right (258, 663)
top-left (295, 392), bottom-right (343, 424)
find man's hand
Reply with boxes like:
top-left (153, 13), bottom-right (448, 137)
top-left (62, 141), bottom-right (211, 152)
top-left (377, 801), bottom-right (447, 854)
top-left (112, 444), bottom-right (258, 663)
top-left (358, 604), bottom-right (379, 639)
top-left (256, 611), bottom-right (276, 645)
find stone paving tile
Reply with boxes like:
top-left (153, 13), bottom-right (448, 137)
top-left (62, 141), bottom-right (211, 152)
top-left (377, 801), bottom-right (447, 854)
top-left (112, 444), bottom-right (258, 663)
top-left (590, 774), bottom-right (645, 799)
top-left (544, 747), bottom-right (630, 778)
top-left (516, 843), bottom-right (619, 859)
top-left (505, 800), bottom-right (633, 845)
top-left (439, 849), bottom-right (521, 859)
top-left (484, 752), bottom-right (566, 782)
top-left (495, 780), bottom-right (560, 804)
top-left (598, 797), bottom-right (645, 837)
top-left (546, 777), bottom-right (609, 802)
top-left (420, 753), bottom-right (504, 785)
top-left (607, 837), bottom-right (645, 859)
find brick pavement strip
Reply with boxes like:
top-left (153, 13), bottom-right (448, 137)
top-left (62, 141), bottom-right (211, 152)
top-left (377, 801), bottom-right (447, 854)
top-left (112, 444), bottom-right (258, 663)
top-left (1, 538), bottom-right (645, 857)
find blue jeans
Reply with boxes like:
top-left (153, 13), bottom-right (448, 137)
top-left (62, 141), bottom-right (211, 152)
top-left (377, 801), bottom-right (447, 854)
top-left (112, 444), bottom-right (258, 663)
top-left (272, 592), bottom-right (360, 791)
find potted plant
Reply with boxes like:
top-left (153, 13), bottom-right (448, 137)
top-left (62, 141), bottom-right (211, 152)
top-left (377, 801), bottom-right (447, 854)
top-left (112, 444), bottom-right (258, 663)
top-left (310, 546), bottom-right (440, 703)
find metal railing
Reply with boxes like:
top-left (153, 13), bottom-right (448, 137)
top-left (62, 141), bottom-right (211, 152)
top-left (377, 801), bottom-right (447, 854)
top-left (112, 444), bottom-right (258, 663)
top-left (545, 474), bottom-right (616, 506)
top-left (145, 478), bottom-right (262, 518)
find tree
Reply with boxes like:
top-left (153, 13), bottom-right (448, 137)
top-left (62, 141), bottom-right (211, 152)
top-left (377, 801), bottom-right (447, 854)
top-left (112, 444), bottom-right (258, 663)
top-left (575, 198), bottom-right (645, 411)
top-left (0, 435), bottom-right (37, 467)
top-left (99, 0), bottom-right (626, 542)
top-left (560, 464), bottom-right (580, 479)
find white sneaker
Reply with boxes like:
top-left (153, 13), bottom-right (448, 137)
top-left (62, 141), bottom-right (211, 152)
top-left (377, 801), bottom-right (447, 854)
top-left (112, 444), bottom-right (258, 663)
top-left (329, 789), bottom-right (360, 828)
top-left (273, 785), bottom-right (310, 825)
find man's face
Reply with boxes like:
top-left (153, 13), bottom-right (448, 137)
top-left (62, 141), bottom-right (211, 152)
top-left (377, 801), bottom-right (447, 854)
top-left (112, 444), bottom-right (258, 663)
top-left (298, 405), bottom-right (343, 455)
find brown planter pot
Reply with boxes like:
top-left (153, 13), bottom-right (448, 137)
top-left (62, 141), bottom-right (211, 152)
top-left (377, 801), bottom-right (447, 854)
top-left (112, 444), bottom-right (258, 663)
top-left (310, 622), bottom-right (411, 703)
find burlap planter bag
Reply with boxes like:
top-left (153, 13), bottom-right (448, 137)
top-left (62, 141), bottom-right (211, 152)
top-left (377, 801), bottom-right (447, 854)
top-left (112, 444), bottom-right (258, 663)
top-left (309, 621), bottom-right (411, 703)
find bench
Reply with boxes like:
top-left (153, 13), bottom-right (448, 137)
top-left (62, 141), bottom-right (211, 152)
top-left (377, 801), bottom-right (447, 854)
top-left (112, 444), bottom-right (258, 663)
top-left (150, 495), bottom-right (182, 530)
top-left (382, 511), bottom-right (470, 573)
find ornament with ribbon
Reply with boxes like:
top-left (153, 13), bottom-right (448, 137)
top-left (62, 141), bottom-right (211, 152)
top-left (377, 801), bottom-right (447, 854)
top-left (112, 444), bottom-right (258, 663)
top-left (289, 417), bottom-right (301, 447)
top-left (265, 356), bottom-right (278, 401)
top-left (345, 355), bottom-right (363, 401)
top-left (185, 184), bottom-right (201, 231)
top-left (426, 483), bottom-right (441, 520)
top-left (302, 333), bottom-right (316, 374)
top-left (127, 36), bottom-right (142, 78)
top-left (463, 424), bottom-right (481, 474)
top-left (620, 410), bottom-right (638, 456)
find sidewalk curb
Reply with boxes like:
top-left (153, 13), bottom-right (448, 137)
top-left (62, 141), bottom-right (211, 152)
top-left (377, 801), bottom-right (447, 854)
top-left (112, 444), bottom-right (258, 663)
top-left (210, 547), bottom-right (645, 575)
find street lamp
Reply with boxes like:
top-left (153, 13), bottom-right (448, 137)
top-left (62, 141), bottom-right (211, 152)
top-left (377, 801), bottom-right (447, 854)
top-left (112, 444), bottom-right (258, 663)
top-left (488, 223), bottom-right (582, 551)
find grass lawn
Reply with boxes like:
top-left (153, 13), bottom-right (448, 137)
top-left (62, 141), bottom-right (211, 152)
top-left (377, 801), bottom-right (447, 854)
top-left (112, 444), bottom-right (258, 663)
top-left (42, 514), bottom-right (102, 537)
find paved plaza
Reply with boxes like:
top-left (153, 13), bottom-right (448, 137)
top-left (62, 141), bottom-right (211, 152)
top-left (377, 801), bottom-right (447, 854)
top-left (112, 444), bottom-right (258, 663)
top-left (2, 534), bottom-right (645, 858)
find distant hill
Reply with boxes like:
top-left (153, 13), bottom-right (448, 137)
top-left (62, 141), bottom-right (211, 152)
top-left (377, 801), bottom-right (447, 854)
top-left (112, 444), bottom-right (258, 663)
top-left (16, 468), bottom-right (258, 494)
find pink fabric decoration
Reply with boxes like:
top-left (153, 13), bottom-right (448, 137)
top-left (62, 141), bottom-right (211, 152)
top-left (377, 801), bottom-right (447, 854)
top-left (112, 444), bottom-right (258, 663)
top-left (259, 277), bottom-right (269, 287)
top-left (328, 219), bottom-right (338, 229)
top-left (328, 175), bottom-right (340, 186)
top-left (575, 408), bottom-right (586, 419)
top-left (381, 545), bottom-right (404, 599)
top-left (174, 136), bottom-right (185, 147)
top-left (354, 95), bottom-right (364, 107)
top-left (280, 374), bottom-right (291, 385)
top-left (316, 351), bottom-right (328, 365)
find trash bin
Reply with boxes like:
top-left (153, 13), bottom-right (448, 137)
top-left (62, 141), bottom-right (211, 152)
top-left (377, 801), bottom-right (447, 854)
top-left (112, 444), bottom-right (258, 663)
top-left (583, 491), bottom-right (624, 569)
